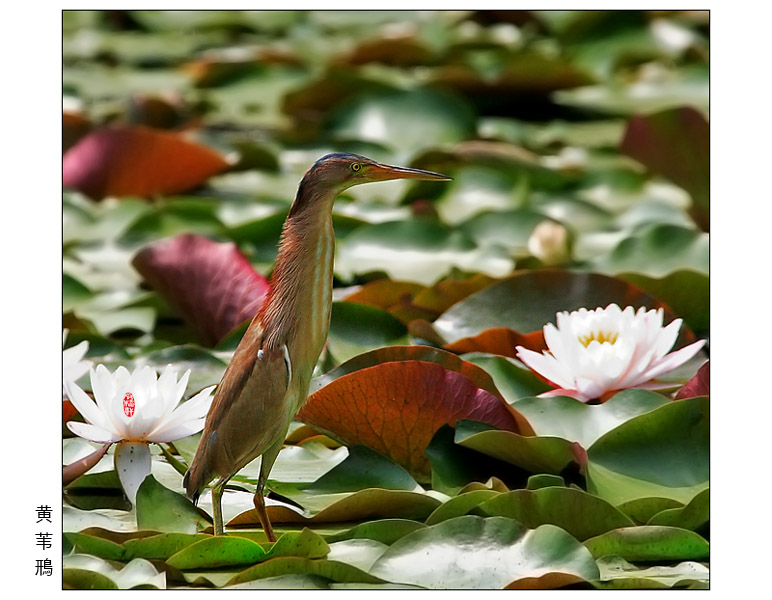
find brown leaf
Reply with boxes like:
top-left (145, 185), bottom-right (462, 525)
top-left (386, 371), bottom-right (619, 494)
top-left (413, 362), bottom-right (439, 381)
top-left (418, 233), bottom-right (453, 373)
top-left (343, 280), bottom-right (424, 312)
top-left (445, 327), bottom-right (546, 357)
top-left (132, 234), bottom-right (269, 346)
top-left (299, 361), bottom-right (523, 479)
top-left (63, 399), bottom-right (79, 424)
top-left (63, 112), bottom-right (91, 153)
top-left (62, 125), bottom-right (229, 200)
top-left (506, 572), bottom-right (589, 590)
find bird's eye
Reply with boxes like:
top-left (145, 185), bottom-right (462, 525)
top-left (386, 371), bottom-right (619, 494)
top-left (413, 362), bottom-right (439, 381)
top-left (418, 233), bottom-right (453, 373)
top-left (351, 163), bottom-right (362, 173)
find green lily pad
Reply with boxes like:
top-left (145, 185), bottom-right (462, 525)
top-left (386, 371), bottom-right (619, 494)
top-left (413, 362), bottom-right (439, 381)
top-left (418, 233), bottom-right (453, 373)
top-left (586, 396), bottom-right (709, 506)
top-left (263, 528), bottom-right (331, 560)
top-left (479, 487), bottom-right (634, 542)
top-left (63, 568), bottom-right (119, 590)
top-left (512, 389), bottom-right (670, 449)
top-left (63, 273), bottom-right (94, 312)
top-left (619, 270), bottom-right (709, 334)
top-left (122, 533), bottom-right (208, 560)
top-left (425, 425), bottom-right (523, 496)
top-left (424, 490), bottom-right (500, 525)
top-left (370, 516), bottom-right (600, 589)
top-left (648, 488), bottom-right (709, 531)
top-left (306, 445), bottom-right (420, 494)
top-left (326, 539), bottom-right (389, 572)
top-left (459, 208), bottom-right (552, 255)
top-left (135, 475), bottom-right (210, 534)
top-left (63, 555), bottom-right (165, 589)
top-left (455, 420), bottom-right (578, 475)
top-left (65, 532), bottom-right (128, 561)
top-left (167, 536), bottom-right (267, 569)
top-left (435, 166), bottom-right (525, 226)
top-left (335, 219), bottom-right (512, 285)
top-left (118, 197), bottom-right (225, 246)
top-left (462, 353), bottom-right (552, 403)
top-left (594, 555), bottom-right (710, 589)
top-left (327, 302), bottom-right (408, 363)
top-left (231, 488), bottom-right (442, 526)
top-left (616, 497), bottom-right (684, 525)
top-left (325, 519), bottom-right (426, 545)
top-left (326, 87), bottom-right (475, 157)
top-left (590, 224), bottom-right (709, 278)
top-left (526, 474), bottom-right (566, 490)
top-left (584, 525), bottom-right (709, 561)
top-left (227, 557), bottom-right (385, 587)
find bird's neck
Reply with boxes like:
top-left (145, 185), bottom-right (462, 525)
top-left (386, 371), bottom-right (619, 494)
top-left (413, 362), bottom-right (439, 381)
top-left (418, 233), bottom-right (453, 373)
top-left (259, 196), bottom-right (336, 383)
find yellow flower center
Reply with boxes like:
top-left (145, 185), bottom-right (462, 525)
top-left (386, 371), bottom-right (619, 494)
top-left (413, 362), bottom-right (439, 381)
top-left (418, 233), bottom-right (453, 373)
top-left (577, 330), bottom-right (619, 348)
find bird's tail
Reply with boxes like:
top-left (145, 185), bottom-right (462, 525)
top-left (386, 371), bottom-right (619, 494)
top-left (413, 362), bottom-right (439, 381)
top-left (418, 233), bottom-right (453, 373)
top-left (182, 442), bottom-right (214, 506)
top-left (181, 469), bottom-right (200, 505)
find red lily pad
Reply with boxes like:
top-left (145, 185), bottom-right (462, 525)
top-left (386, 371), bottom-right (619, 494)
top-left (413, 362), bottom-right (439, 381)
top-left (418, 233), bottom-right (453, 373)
top-left (299, 360), bottom-right (524, 479)
top-left (444, 327), bottom-right (547, 357)
top-left (62, 125), bottom-right (229, 200)
top-left (132, 233), bottom-right (269, 346)
top-left (675, 361), bottom-right (709, 400)
top-left (343, 280), bottom-right (424, 312)
top-left (620, 107), bottom-right (709, 231)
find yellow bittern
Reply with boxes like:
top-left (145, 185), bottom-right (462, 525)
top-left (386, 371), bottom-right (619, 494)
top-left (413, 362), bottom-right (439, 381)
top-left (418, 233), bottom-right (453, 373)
top-left (183, 153), bottom-right (450, 540)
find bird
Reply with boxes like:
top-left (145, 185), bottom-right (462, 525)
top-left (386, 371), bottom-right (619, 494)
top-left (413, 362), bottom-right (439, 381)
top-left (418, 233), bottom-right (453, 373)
top-left (183, 152), bottom-right (451, 540)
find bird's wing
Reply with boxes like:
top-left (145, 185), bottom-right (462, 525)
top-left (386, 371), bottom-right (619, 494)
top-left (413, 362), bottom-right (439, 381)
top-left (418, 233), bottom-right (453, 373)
top-left (185, 320), bottom-right (292, 492)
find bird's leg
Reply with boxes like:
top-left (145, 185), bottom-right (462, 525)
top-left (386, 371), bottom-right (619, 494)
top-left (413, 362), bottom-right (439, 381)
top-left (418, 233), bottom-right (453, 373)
top-left (254, 440), bottom-right (282, 543)
top-left (211, 480), bottom-right (225, 536)
top-left (254, 479), bottom-right (275, 543)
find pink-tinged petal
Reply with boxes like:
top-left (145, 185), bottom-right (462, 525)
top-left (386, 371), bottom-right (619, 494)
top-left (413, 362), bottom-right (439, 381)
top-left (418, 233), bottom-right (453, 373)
top-left (114, 441), bottom-right (152, 505)
top-left (631, 380), bottom-right (678, 391)
top-left (538, 388), bottom-right (591, 402)
top-left (516, 346), bottom-right (572, 389)
top-left (640, 339), bottom-right (707, 381)
top-left (649, 318), bottom-right (682, 361)
top-left (572, 375), bottom-right (607, 402)
top-left (67, 421), bottom-right (122, 444)
top-left (64, 379), bottom-right (114, 433)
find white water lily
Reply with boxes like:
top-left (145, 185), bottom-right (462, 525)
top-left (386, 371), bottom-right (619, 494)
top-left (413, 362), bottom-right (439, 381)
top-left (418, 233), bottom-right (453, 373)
top-left (64, 364), bottom-right (215, 504)
top-left (516, 304), bottom-right (706, 403)
top-left (63, 329), bottom-right (92, 394)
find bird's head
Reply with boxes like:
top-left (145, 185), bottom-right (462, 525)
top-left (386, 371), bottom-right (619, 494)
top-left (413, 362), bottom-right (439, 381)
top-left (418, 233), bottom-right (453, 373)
top-left (289, 153), bottom-right (451, 217)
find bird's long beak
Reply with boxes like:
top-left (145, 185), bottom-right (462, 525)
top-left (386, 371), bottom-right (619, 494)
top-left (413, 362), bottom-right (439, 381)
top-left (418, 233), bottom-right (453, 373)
top-left (369, 162), bottom-right (452, 182)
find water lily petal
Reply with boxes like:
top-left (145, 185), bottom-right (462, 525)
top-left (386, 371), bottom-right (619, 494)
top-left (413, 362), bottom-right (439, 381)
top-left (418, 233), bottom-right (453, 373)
top-left (149, 417), bottom-right (207, 443)
top-left (149, 386), bottom-right (215, 441)
top-left (67, 421), bottom-right (122, 444)
top-left (63, 340), bottom-right (92, 388)
top-left (64, 378), bottom-right (115, 433)
top-left (114, 441), bottom-right (152, 505)
top-left (641, 339), bottom-right (707, 381)
top-left (516, 346), bottom-right (572, 389)
top-left (538, 388), bottom-right (588, 401)
top-left (519, 304), bottom-right (704, 402)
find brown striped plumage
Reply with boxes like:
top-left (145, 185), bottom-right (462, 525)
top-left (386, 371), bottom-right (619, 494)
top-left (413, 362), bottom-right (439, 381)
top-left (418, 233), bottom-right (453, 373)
top-left (183, 153), bottom-right (450, 540)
